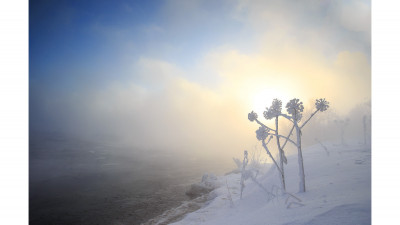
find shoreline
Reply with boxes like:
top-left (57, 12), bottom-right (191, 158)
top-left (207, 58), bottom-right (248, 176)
top-left (29, 137), bottom-right (228, 225)
top-left (153, 143), bottom-right (371, 225)
top-left (143, 172), bottom-right (232, 225)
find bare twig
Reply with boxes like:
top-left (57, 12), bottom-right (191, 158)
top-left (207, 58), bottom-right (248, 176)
top-left (315, 138), bottom-right (329, 156)
top-left (226, 179), bottom-right (234, 207)
top-left (255, 118), bottom-right (276, 132)
top-left (287, 202), bottom-right (305, 209)
top-left (300, 109), bottom-right (319, 129)
top-left (284, 194), bottom-right (302, 204)
top-left (269, 133), bottom-right (297, 147)
top-left (250, 175), bottom-right (276, 201)
top-left (281, 125), bottom-right (295, 149)
top-left (261, 139), bottom-right (283, 175)
top-left (240, 150), bottom-right (249, 199)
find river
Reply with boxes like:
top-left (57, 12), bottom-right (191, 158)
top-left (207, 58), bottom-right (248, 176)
top-left (29, 135), bottom-right (229, 224)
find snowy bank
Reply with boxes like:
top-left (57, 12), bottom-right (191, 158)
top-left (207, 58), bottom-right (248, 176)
top-left (166, 143), bottom-right (371, 225)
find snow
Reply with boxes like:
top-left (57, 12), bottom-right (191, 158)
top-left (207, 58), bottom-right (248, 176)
top-left (185, 174), bottom-right (221, 198)
top-left (168, 143), bottom-right (371, 225)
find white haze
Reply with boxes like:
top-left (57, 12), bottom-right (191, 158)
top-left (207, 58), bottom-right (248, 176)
top-left (30, 0), bottom-right (371, 171)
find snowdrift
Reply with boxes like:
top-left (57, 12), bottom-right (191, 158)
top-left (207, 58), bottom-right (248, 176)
top-left (165, 143), bottom-right (371, 225)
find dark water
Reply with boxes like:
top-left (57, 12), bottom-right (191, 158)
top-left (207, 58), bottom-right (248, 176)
top-left (29, 136), bottom-right (223, 225)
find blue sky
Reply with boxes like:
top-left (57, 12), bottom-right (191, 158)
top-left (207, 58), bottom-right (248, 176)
top-left (30, 0), bottom-right (255, 89)
top-left (30, 0), bottom-right (371, 87)
top-left (30, 0), bottom-right (161, 87)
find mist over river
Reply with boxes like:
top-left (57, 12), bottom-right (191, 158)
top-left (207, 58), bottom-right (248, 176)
top-left (29, 134), bottom-right (230, 225)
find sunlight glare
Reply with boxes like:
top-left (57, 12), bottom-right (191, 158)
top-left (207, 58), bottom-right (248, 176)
top-left (251, 89), bottom-right (291, 114)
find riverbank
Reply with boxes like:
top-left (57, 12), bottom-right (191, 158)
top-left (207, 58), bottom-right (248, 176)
top-left (154, 142), bottom-right (371, 225)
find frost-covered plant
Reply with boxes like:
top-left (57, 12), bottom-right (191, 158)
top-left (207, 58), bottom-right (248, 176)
top-left (263, 98), bottom-right (287, 190)
top-left (240, 146), bottom-right (271, 199)
top-left (248, 97), bottom-right (329, 193)
top-left (256, 126), bottom-right (269, 141)
top-left (254, 127), bottom-right (284, 184)
top-left (286, 98), bottom-right (304, 122)
top-left (264, 98), bottom-right (282, 120)
top-left (287, 98), bottom-right (329, 192)
top-left (315, 98), bottom-right (329, 112)
top-left (248, 145), bottom-right (268, 178)
top-left (240, 150), bottom-right (249, 199)
top-left (248, 110), bottom-right (276, 132)
top-left (248, 111), bottom-right (258, 122)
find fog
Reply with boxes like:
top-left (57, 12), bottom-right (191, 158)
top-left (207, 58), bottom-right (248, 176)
top-left (29, 0), bottom-right (370, 224)
top-left (30, 64), bottom-right (371, 169)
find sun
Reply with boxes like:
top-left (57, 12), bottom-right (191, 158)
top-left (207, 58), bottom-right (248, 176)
top-left (250, 88), bottom-right (291, 114)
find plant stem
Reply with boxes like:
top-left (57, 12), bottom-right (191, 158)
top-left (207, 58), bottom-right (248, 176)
top-left (281, 125), bottom-right (295, 149)
top-left (294, 116), bottom-right (306, 193)
top-left (300, 109), bottom-right (319, 129)
top-left (270, 133), bottom-right (297, 147)
top-left (254, 118), bottom-right (276, 132)
top-left (261, 139), bottom-right (283, 175)
top-left (275, 116), bottom-right (286, 190)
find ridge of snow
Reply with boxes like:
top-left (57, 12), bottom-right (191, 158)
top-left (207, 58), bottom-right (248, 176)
top-left (170, 143), bottom-right (371, 225)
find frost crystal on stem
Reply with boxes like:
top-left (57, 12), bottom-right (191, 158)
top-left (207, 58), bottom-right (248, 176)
top-left (256, 126), bottom-right (269, 141)
top-left (315, 98), bottom-right (329, 112)
top-left (286, 98), bottom-right (304, 121)
top-left (248, 111), bottom-right (258, 122)
top-left (264, 99), bottom-right (282, 120)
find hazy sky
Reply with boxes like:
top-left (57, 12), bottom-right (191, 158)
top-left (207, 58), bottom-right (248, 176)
top-left (30, 0), bottom-right (371, 160)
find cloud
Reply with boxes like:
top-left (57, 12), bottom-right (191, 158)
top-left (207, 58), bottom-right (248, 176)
top-left (99, 58), bottom-right (256, 160)
top-left (333, 0), bottom-right (371, 33)
top-left (233, 0), bottom-right (370, 56)
top-left (31, 57), bottom-right (257, 166)
top-left (198, 39), bottom-right (370, 115)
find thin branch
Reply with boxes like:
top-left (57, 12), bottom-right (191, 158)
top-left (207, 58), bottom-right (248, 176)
top-left (266, 135), bottom-right (273, 145)
top-left (287, 202), bottom-right (305, 209)
top-left (275, 117), bottom-right (283, 154)
top-left (250, 175), bottom-right (276, 200)
top-left (225, 179), bottom-right (234, 207)
top-left (285, 193), bottom-right (302, 204)
top-left (261, 139), bottom-right (283, 175)
top-left (254, 118), bottom-right (276, 132)
top-left (269, 133), bottom-right (297, 147)
top-left (275, 116), bottom-right (287, 164)
top-left (279, 113), bottom-right (293, 122)
top-left (270, 184), bottom-right (303, 204)
top-left (315, 138), bottom-right (329, 156)
top-left (281, 125), bottom-right (295, 149)
top-left (300, 109), bottom-right (319, 129)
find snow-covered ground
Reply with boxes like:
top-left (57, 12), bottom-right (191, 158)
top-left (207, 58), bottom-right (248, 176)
top-left (163, 142), bottom-right (371, 225)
